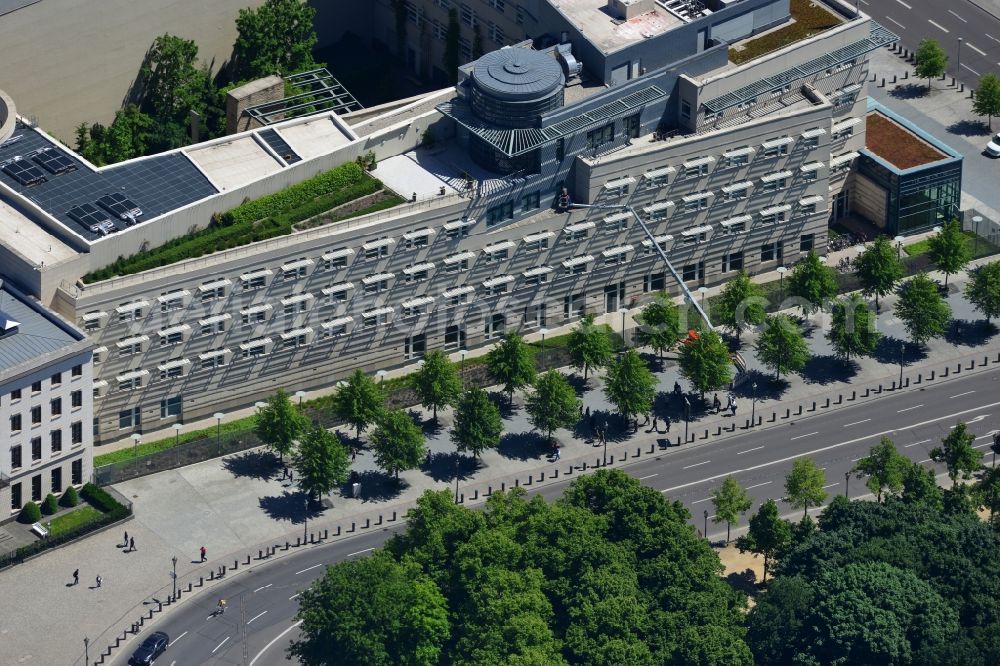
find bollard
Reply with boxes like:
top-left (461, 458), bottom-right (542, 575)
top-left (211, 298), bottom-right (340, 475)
top-left (824, 398), bottom-right (830, 408)
top-left (364, 518), bottom-right (370, 529)
top-left (943, 366), bottom-right (949, 377)
top-left (258, 549), bottom-right (263, 560)
top-left (996, 352), bottom-right (1000, 363)
top-left (745, 418), bottom-right (750, 428)
top-left (905, 377), bottom-right (910, 388)
top-left (187, 582), bottom-right (192, 592)
top-left (157, 601), bottom-right (162, 612)
top-left (324, 529), bottom-right (328, 539)
top-left (892, 75), bottom-right (897, 83)
top-left (930, 369), bottom-right (935, 380)
top-left (472, 490), bottom-right (479, 500)
top-left (785, 408), bottom-right (790, 419)
top-left (609, 455), bottom-right (615, 465)
top-left (863, 388), bottom-right (870, 398)
top-left (649, 444), bottom-right (655, 454)
top-left (540, 471), bottom-right (546, 481)
top-left (234, 559), bottom-right (238, 570)
top-left (956, 362), bottom-right (962, 373)
top-left (221, 565), bottom-right (226, 575)
top-left (582, 462), bottom-right (588, 471)
top-left (836, 395), bottom-right (842, 405)
top-left (487, 485), bottom-right (493, 496)
top-left (703, 428), bottom-right (709, 439)
top-left (878, 384), bottom-right (882, 394)
top-left (851, 390), bottom-right (856, 400)
top-left (554, 468), bottom-right (559, 479)
top-left (770, 413), bottom-right (776, 422)
top-left (336, 525), bottom-right (342, 535)
top-left (983, 356), bottom-right (989, 367)
top-left (891, 380), bottom-right (896, 390)
top-left (796, 405), bottom-right (803, 415)
top-left (904, 71), bottom-right (908, 79)
top-left (284, 541), bottom-right (289, 551)
top-left (350, 521), bottom-right (355, 532)
top-left (199, 576), bottom-right (203, 586)
top-left (210, 570), bottom-right (215, 580)
top-left (880, 77), bottom-right (885, 87)
top-left (376, 515), bottom-right (383, 525)
top-left (916, 372), bottom-right (922, 384)
top-left (811, 401), bottom-right (817, 411)
top-left (950, 76), bottom-right (954, 86)
top-left (515, 478), bottom-right (520, 487)
top-left (967, 360), bottom-right (974, 370)
top-left (501, 482), bottom-right (506, 491)
top-left (524, 475), bottom-right (532, 485)
top-left (296, 536), bottom-right (301, 546)
top-left (730, 423), bottom-right (737, 432)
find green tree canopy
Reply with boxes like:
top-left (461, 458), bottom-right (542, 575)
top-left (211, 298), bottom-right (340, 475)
top-left (976, 466), bottom-right (1000, 523)
top-left (974, 72), bottom-right (1000, 129)
top-left (485, 333), bottom-right (536, 406)
top-left (410, 350), bottom-right (462, 421)
top-left (525, 370), bottom-right (580, 443)
top-left (293, 422), bottom-right (350, 502)
top-left (254, 387), bottom-right (308, 463)
top-left (854, 235), bottom-right (905, 311)
top-left (915, 38), bottom-right (948, 90)
top-left (711, 476), bottom-right (753, 543)
top-left (828, 293), bottom-right (882, 360)
top-left (852, 436), bottom-right (909, 503)
top-left (930, 421), bottom-right (983, 487)
top-left (566, 314), bottom-right (614, 380)
top-left (894, 272), bottom-right (952, 345)
top-left (787, 250), bottom-right (838, 314)
top-left (75, 105), bottom-right (153, 166)
top-left (714, 270), bottom-right (767, 340)
top-left (755, 314), bottom-right (810, 379)
top-left (141, 34), bottom-right (211, 123)
top-left (634, 292), bottom-right (682, 359)
top-left (736, 499), bottom-right (791, 582)
top-left (332, 369), bottom-right (384, 440)
top-left (232, 0), bottom-right (319, 81)
top-left (677, 328), bottom-right (732, 397)
top-left (450, 387), bottom-right (503, 458)
top-left (603, 350), bottom-right (657, 425)
top-left (900, 461), bottom-right (945, 510)
top-left (370, 410), bottom-right (426, 480)
top-left (928, 219), bottom-right (971, 287)
top-left (784, 458), bottom-right (827, 520)
top-left (965, 260), bottom-right (1000, 323)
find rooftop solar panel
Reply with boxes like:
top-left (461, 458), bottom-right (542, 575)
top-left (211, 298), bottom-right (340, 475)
top-left (68, 202), bottom-right (114, 231)
top-left (97, 192), bottom-right (142, 224)
top-left (258, 129), bottom-right (301, 164)
top-left (1, 156), bottom-right (47, 186)
top-left (33, 147), bottom-right (77, 174)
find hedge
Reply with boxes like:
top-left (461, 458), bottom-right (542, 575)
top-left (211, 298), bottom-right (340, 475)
top-left (59, 485), bottom-right (80, 508)
top-left (80, 483), bottom-right (128, 518)
top-left (17, 501), bottom-right (41, 524)
top-left (41, 494), bottom-right (59, 516)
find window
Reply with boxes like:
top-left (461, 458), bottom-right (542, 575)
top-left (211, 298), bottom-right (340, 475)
top-left (31, 475), bottom-right (41, 502)
top-left (161, 396), bottom-right (182, 419)
top-left (444, 325), bottom-right (466, 350)
top-left (160, 328), bottom-right (186, 345)
top-left (762, 136), bottom-right (790, 157)
top-left (800, 202), bottom-right (818, 216)
top-left (323, 318), bottom-right (350, 338)
top-left (282, 329), bottom-right (310, 348)
top-left (761, 210), bottom-right (787, 225)
top-left (488, 21), bottom-right (504, 43)
top-left (11, 482), bottom-right (21, 511)
top-left (722, 251), bottom-right (744, 272)
top-left (117, 302), bottom-right (144, 322)
top-left (403, 229), bottom-right (432, 249)
top-left (460, 2), bottom-right (474, 26)
top-left (364, 239), bottom-right (391, 260)
top-left (485, 247), bottom-right (509, 263)
top-left (282, 259), bottom-right (310, 280)
top-left (486, 202), bottom-right (514, 227)
top-left (118, 373), bottom-right (145, 391)
top-left (603, 214), bottom-right (628, 234)
top-left (832, 125), bottom-right (854, 140)
top-left (566, 223), bottom-right (591, 240)
top-left (800, 234), bottom-right (815, 252)
top-left (802, 168), bottom-right (817, 183)
top-left (586, 123), bottom-right (614, 149)
top-left (159, 363), bottom-right (186, 379)
top-left (404, 264), bottom-right (431, 282)
top-left (31, 437), bottom-right (42, 461)
top-left (684, 162), bottom-right (709, 179)
top-left (623, 113), bottom-right (641, 139)
top-left (51, 467), bottom-right (62, 494)
top-left (522, 191), bottom-right (540, 211)
top-left (11, 413), bottom-right (22, 433)
top-left (524, 267), bottom-right (551, 285)
top-left (10, 445), bottom-right (21, 469)
top-left (242, 307), bottom-right (269, 325)
top-left (11, 389), bottom-right (21, 401)
top-left (118, 336), bottom-right (146, 355)
top-left (71, 421), bottom-right (83, 445)
top-left (50, 397), bottom-right (62, 417)
top-left (31, 405), bottom-right (42, 425)
top-left (563, 293), bottom-right (584, 318)
top-left (404, 334), bottom-right (426, 360)
top-left (50, 429), bottom-right (62, 454)
top-left (556, 138), bottom-right (565, 162)
top-left (523, 304), bottom-right (546, 328)
top-left (83, 314), bottom-right (102, 332)
top-left (445, 222), bottom-right (471, 240)
top-left (363, 275), bottom-right (390, 295)
top-left (485, 314), bottom-right (505, 339)
top-left (362, 310), bottom-right (391, 328)
top-left (242, 341), bottom-right (270, 358)
top-left (524, 236), bottom-right (550, 253)
top-left (201, 316), bottom-right (229, 335)
top-left (644, 273), bottom-right (666, 292)
top-left (201, 351), bottom-right (228, 369)
top-left (71, 459), bottom-right (83, 485)
top-left (444, 255), bottom-right (470, 273)
top-left (681, 226), bottom-right (709, 244)
top-left (485, 281), bottom-right (509, 296)
top-left (200, 280), bottom-right (228, 302)
top-left (722, 147), bottom-right (752, 168)
top-left (761, 177), bottom-right (786, 193)
top-left (31, 380), bottom-right (41, 394)
top-left (684, 194), bottom-right (710, 213)
top-left (683, 261), bottom-right (705, 282)
top-left (680, 99), bottom-right (691, 121)
top-left (761, 241), bottom-right (783, 263)
top-left (282, 295), bottom-right (311, 315)
top-left (72, 364), bottom-right (82, 378)
top-left (801, 135), bottom-right (820, 149)
top-left (50, 372), bottom-right (62, 387)
top-left (242, 272), bottom-right (269, 290)
top-left (159, 290), bottom-right (187, 312)
top-left (323, 249), bottom-right (351, 270)
top-left (488, 0), bottom-right (504, 11)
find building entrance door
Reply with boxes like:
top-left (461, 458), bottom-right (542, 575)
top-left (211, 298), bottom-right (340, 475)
top-left (604, 283), bottom-right (624, 313)
top-left (833, 189), bottom-right (850, 220)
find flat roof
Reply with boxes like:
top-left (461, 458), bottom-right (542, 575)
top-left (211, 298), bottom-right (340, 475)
top-left (186, 136), bottom-right (283, 192)
top-left (275, 115), bottom-right (354, 161)
top-left (555, 0), bottom-right (682, 54)
top-left (864, 111), bottom-right (947, 170)
top-left (0, 198), bottom-right (75, 266)
top-left (0, 279), bottom-right (81, 373)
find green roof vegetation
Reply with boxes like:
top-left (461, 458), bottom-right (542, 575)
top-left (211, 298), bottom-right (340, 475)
top-left (729, 0), bottom-right (842, 65)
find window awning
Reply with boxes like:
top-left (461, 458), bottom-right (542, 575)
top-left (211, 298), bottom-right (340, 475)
top-left (643, 201), bottom-right (674, 214)
top-left (523, 266), bottom-right (554, 277)
top-left (322, 282), bottom-right (354, 295)
top-left (681, 225), bottom-right (713, 236)
top-left (402, 296), bottom-right (436, 308)
top-left (157, 359), bottom-right (190, 372)
top-left (199, 349), bottom-right (230, 360)
top-left (157, 290), bottom-right (190, 303)
top-left (281, 258), bottom-right (313, 272)
top-left (523, 230), bottom-right (555, 243)
top-left (565, 221), bottom-right (596, 233)
top-left (681, 191), bottom-right (713, 203)
top-left (116, 369), bottom-right (149, 382)
top-left (443, 250), bottom-right (476, 264)
top-left (832, 117), bottom-right (862, 132)
top-left (683, 155), bottom-right (715, 168)
top-left (92, 346), bottom-right (108, 355)
top-left (403, 228), bottom-right (435, 240)
top-left (239, 337), bottom-right (272, 350)
top-left (280, 327), bottom-right (313, 339)
top-left (800, 161), bottom-right (825, 172)
top-left (799, 195), bottom-right (825, 206)
top-left (442, 285), bottom-right (476, 298)
top-left (720, 215), bottom-right (753, 228)
top-left (482, 275), bottom-right (515, 288)
top-left (483, 239), bottom-right (515, 253)
top-left (723, 146), bottom-right (754, 158)
top-left (761, 136), bottom-right (794, 149)
top-left (562, 254), bottom-right (594, 268)
top-left (280, 293), bottom-right (313, 305)
top-left (761, 204), bottom-right (792, 215)
top-left (443, 218), bottom-right (475, 230)
top-left (801, 127), bottom-right (826, 139)
top-left (92, 379), bottom-right (108, 389)
top-left (322, 317), bottom-right (354, 329)
top-left (198, 278), bottom-right (232, 292)
top-left (643, 166), bottom-right (675, 179)
top-left (832, 83), bottom-right (863, 97)
top-left (760, 169), bottom-right (793, 183)
top-left (82, 311), bottom-right (106, 322)
top-left (830, 151), bottom-right (860, 167)
top-left (322, 248), bottom-right (354, 260)
top-left (603, 175), bottom-right (635, 189)
top-left (602, 211), bottom-right (632, 224)
top-left (722, 181), bottom-right (753, 193)
top-left (240, 269), bottom-right (273, 281)
top-left (362, 272), bottom-right (395, 284)
top-left (402, 262), bottom-right (435, 275)
top-left (241, 303), bottom-right (272, 315)
top-left (158, 324), bottom-right (191, 337)
top-left (641, 234), bottom-right (674, 247)
top-left (601, 244), bottom-right (634, 257)
top-left (115, 335), bottom-right (149, 348)
top-left (115, 300), bottom-right (148, 313)
top-left (198, 313), bottom-right (231, 326)
top-left (362, 237), bottom-right (394, 250)
top-left (362, 307), bottom-right (394, 318)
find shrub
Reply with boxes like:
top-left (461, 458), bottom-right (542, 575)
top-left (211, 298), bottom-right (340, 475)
top-left (41, 494), bottom-right (59, 516)
top-left (59, 485), bottom-right (80, 507)
top-left (80, 483), bottom-right (127, 518)
top-left (18, 502), bottom-right (41, 524)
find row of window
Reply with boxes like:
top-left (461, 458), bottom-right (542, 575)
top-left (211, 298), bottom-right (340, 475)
top-left (8, 391), bottom-right (85, 433)
top-left (1, 366), bottom-right (85, 406)
top-left (9, 460), bottom-right (83, 511)
top-left (8, 421), bottom-right (85, 469)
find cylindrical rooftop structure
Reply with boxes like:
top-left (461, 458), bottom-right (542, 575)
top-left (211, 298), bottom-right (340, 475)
top-left (0, 89), bottom-right (16, 144)
top-left (470, 48), bottom-right (565, 129)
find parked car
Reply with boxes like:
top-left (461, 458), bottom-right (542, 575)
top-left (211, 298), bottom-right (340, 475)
top-left (985, 133), bottom-right (1000, 157)
top-left (128, 631), bottom-right (169, 665)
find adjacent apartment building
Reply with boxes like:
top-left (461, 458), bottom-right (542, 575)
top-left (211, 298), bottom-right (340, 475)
top-left (0, 280), bottom-right (94, 517)
top-left (0, 0), bottom-right (896, 443)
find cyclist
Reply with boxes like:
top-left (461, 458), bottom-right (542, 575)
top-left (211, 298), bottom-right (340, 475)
top-left (217, 599), bottom-right (227, 615)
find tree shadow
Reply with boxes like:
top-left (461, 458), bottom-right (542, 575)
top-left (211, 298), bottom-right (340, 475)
top-left (258, 490), bottom-right (324, 524)
top-left (730, 369), bottom-right (790, 401)
top-left (800, 355), bottom-right (860, 385)
top-left (352, 470), bottom-right (405, 503)
top-left (413, 411), bottom-right (444, 436)
top-left (222, 450), bottom-right (280, 481)
top-left (724, 568), bottom-right (761, 600)
top-left (498, 431), bottom-right (548, 461)
top-left (874, 336), bottom-right (928, 366)
top-left (421, 451), bottom-right (484, 482)
top-left (565, 374), bottom-right (591, 397)
top-left (945, 319), bottom-right (998, 347)
top-left (488, 390), bottom-right (518, 418)
top-left (946, 119), bottom-right (992, 137)
top-left (889, 83), bottom-right (930, 100)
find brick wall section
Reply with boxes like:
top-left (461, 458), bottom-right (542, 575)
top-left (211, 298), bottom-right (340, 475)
top-left (226, 76), bottom-right (285, 135)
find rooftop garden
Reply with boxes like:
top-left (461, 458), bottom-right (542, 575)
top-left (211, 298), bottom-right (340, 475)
top-left (729, 0), bottom-right (843, 65)
top-left (83, 160), bottom-right (403, 283)
top-left (865, 112), bottom-right (947, 170)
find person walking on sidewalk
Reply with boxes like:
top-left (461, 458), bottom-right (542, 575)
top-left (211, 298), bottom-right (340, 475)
top-left (648, 415), bottom-right (659, 433)
top-left (72, 569), bottom-right (79, 586)
top-left (95, 575), bottom-right (102, 588)
top-left (122, 530), bottom-right (128, 548)
top-left (200, 546), bottom-right (207, 562)
top-left (128, 537), bottom-right (135, 553)
top-left (713, 393), bottom-right (721, 414)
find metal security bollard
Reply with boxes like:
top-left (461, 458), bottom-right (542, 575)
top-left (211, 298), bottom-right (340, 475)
top-left (824, 398), bottom-right (830, 408)
top-left (363, 518), bottom-right (370, 529)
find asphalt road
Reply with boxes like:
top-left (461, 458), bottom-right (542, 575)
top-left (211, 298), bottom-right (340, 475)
top-left (135, 367), bottom-right (1000, 666)
top-left (863, 0), bottom-right (1000, 87)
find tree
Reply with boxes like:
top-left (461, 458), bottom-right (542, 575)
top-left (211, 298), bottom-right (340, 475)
top-left (603, 350), bottom-right (657, 428)
top-left (894, 272), bottom-right (952, 345)
top-left (786, 250), bottom-right (838, 315)
top-left (965, 260), bottom-right (1000, 323)
top-left (485, 333), bottom-right (536, 406)
top-left (289, 551), bottom-right (450, 666)
top-left (293, 423), bottom-right (350, 503)
top-left (443, 9), bottom-right (460, 84)
top-left (976, 466), bottom-right (1000, 523)
top-left (853, 235), bottom-right (904, 311)
top-left (974, 73), bottom-right (1000, 129)
top-left (714, 270), bottom-right (766, 341)
top-left (930, 421), bottom-right (983, 487)
top-left (370, 410), bottom-right (425, 481)
top-left (736, 499), bottom-right (791, 582)
top-left (450, 387), bottom-right (503, 458)
top-left (524, 370), bottom-right (580, 443)
top-left (75, 105), bottom-right (153, 166)
top-left (140, 34), bottom-right (211, 124)
top-left (852, 436), bottom-right (908, 503)
top-left (566, 314), bottom-right (613, 380)
top-left (254, 388), bottom-right (308, 463)
top-left (633, 292), bottom-right (682, 359)
top-left (928, 219), bottom-right (971, 287)
top-left (410, 350), bottom-right (462, 422)
top-left (784, 458), bottom-right (826, 520)
top-left (711, 476), bottom-right (753, 543)
top-left (232, 0), bottom-right (319, 81)
top-left (755, 314), bottom-right (810, 379)
top-left (915, 38), bottom-right (948, 91)
top-left (900, 461), bottom-right (944, 509)
top-left (677, 328), bottom-right (732, 397)
top-left (332, 369), bottom-right (385, 440)
top-left (827, 294), bottom-right (882, 360)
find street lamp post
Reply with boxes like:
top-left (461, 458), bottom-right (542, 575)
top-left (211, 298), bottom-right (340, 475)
top-left (171, 555), bottom-right (177, 600)
top-left (972, 215), bottom-right (983, 256)
top-left (899, 340), bottom-right (905, 387)
top-left (894, 235), bottom-right (905, 260)
top-left (171, 423), bottom-right (182, 449)
top-left (458, 350), bottom-right (468, 388)
top-left (213, 413), bottom-right (224, 455)
top-left (454, 457), bottom-right (460, 503)
top-left (683, 396), bottom-right (691, 444)
top-left (776, 266), bottom-right (787, 308)
top-left (751, 382), bottom-right (758, 427)
top-left (376, 369), bottom-right (387, 389)
top-left (295, 390), bottom-right (306, 407)
top-left (303, 494), bottom-right (309, 542)
top-left (703, 509), bottom-right (709, 541)
top-left (618, 307), bottom-right (627, 351)
top-left (84, 638), bottom-right (89, 666)
top-left (539, 328), bottom-right (548, 368)
top-left (991, 432), bottom-right (1000, 467)
top-left (603, 430), bottom-right (608, 466)
top-left (845, 471), bottom-right (850, 498)
top-left (957, 37), bottom-right (963, 80)
top-left (697, 285), bottom-right (708, 308)
top-left (131, 433), bottom-right (141, 459)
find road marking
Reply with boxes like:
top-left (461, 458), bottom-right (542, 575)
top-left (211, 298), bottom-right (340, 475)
top-left (289, 593), bottom-right (300, 601)
top-left (253, 584), bottom-right (272, 593)
top-left (905, 439), bottom-right (931, 448)
top-left (347, 547), bottom-right (375, 557)
top-left (859, 0), bottom-right (868, 4)
top-left (951, 391), bottom-right (976, 399)
top-left (967, 42), bottom-right (987, 56)
top-left (843, 419), bottom-right (871, 427)
top-left (963, 63), bottom-right (982, 76)
top-left (638, 473), bottom-right (659, 480)
top-left (248, 620), bottom-right (304, 666)
top-left (737, 446), bottom-right (764, 455)
top-left (988, 33), bottom-right (1000, 44)
top-left (660, 399), bottom-right (1000, 494)
top-left (897, 404), bottom-right (923, 413)
top-left (851, 455), bottom-right (865, 462)
top-left (168, 631), bottom-right (187, 647)
top-left (247, 610), bottom-right (268, 625)
top-left (929, 19), bottom-right (950, 33)
top-left (691, 497), bottom-right (712, 504)
top-left (295, 564), bottom-right (322, 575)
top-left (823, 483), bottom-right (840, 489)
top-left (886, 17), bottom-right (907, 30)
top-left (682, 460), bottom-right (711, 469)
top-left (919, 458), bottom-right (932, 463)
top-left (790, 432), bottom-right (819, 440)
top-left (948, 9), bottom-right (967, 22)
top-left (894, 0), bottom-right (911, 8)
top-left (745, 481), bottom-right (773, 490)
top-left (212, 637), bottom-right (230, 654)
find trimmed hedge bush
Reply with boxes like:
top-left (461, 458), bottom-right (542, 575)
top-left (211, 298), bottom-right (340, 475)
top-left (18, 501), bottom-right (41, 524)
top-left (59, 485), bottom-right (80, 507)
top-left (41, 493), bottom-right (59, 516)
top-left (80, 483), bottom-right (128, 518)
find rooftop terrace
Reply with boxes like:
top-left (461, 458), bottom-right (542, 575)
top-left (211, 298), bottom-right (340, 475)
top-left (864, 111), bottom-right (946, 170)
top-left (728, 0), bottom-right (843, 65)
top-left (555, 0), bottom-right (683, 54)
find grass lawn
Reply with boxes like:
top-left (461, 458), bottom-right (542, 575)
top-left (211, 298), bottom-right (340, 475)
top-left (904, 231), bottom-right (999, 259)
top-left (93, 415), bottom-right (257, 466)
top-left (729, 0), bottom-right (842, 65)
top-left (44, 505), bottom-right (103, 537)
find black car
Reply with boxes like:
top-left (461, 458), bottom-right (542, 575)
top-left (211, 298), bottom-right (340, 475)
top-left (129, 631), bottom-right (169, 665)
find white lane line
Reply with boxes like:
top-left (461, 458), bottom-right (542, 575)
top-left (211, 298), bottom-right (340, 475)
top-left (638, 473), bottom-right (659, 480)
top-left (905, 439), bottom-right (931, 448)
top-left (948, 9), bottom-right (967, 22)
top-left (859, 0), bottom-right (868, 4)
top-left (737, 446), bottom-right (765, 455)
top-left (247, 610), bottom-right (268, 625)
top-left (212, 637), bottom-right (230, 654)
top-left (951, 391), bottom-right (976, 399)
top-left (897, 404), bottom-right (923, 413)
top-left (790, 431), bottom-right (819, 441)
top-left (963, 63), bottom-right (982, 76)
top-left (249, 620), bottom-right (304, 666)
top-left (295, 563), bottom-right (322, 575)
top-left (822, 483), bottom-right (840, 489)
top-left (967, 42), bottom-right (987, 56)
top-left (886, 17), bottom-right (907, 30)
top-left (682, 460), bottom-right (711, 469)
top-left (919, 458), bottom-right (932, 464)
top-left (289, 593), bottom-right (300, 601)
top-left (347, 547), bottom-right (374, 557)
top-left (691, 497), bottom-right (713, 504)
top-left (168, 631), bottom-right (187, 647)
top-left (745, 481), bottom-right (773, 490)
top-left (988, 33), bottom-right (1000, 44)
top-left (894, 0), bottom-right (911, 8)
top-left (851, 455), bottom-right (865, 462)
top-left (928, 19), bottom-right (950, 33)
top-left (660, 399), bottom-right (1000, 494)
top-left (843, 419), bottom-right (871, 427)
top-left (253, 584), bottom-right (272, 593)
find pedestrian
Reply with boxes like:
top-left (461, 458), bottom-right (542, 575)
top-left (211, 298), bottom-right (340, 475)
top-left (73, 569), bottom-right (79, 586)
top-left (351, 447), bottom-right (357, 462)
top-left (641, 412), bottom-right (650, 426)
top-left (289, 470), bottom-right (293, 482)
top-left (129, 537), bottom-right (135, 552)
top-left (664, 415), bottom-right (671, 432)
top-left (649, 415), bottom-right (659, 433)
top-left (122, 530), bottom-right (128, 548)
top-left (96, 575), bottom-right (102, 588)
top-left (731, 401), bottom-right (738, 417)
top-left (713, 393), bottom-right (721, 414)
top-left (585, 406), bottom-right (590, 418)
top-left (555, 447), bottom-right (561, 460)
top-left (200, 546), bottom-right (207, 562)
